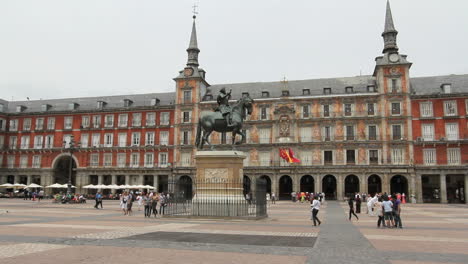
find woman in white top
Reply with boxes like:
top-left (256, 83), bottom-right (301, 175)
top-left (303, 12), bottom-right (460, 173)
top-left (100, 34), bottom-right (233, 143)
top-left (310, 196), bottom-right (322, 226)
top-left (120, 191), bottom-right (129, 215)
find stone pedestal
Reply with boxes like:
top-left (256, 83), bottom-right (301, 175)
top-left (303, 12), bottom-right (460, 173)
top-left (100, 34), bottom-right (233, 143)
top-left (192, 151), bottom-right (248, 217)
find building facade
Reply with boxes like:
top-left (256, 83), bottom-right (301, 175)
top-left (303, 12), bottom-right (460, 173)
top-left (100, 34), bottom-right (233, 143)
top-left (0, 2), bottom-right (467, 202)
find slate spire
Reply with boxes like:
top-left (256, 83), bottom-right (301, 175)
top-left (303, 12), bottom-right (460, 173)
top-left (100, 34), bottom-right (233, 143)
top-left (186, 15), bottom-right (200, 67)
top-left (382, 0), bottom-right (399, 54)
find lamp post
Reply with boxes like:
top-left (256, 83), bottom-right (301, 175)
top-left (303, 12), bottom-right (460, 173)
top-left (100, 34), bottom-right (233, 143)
top-left (64, 135), bottom-right (80, 196)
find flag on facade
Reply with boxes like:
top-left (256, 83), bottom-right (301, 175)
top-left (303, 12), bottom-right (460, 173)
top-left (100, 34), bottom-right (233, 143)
top-left (279, 148), bottom-right (301, 163)
top-left (288, 148), bottom-right (301, 163)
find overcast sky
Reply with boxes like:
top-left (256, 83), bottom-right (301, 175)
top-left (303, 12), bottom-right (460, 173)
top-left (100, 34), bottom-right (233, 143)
top-left (0, 0), bottom-right (467, 101)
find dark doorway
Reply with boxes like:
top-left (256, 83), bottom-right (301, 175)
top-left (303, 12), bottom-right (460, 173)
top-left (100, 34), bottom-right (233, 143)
top-left (322, 175), bottom-right (337, 200)
top-left (279, 175), bottom-right (293, 200)
top-left (345, 175), bottom-right (360, 198)
top-left (243, 175), bottom-right (251, 195)
top-left (158, 175), bottom-right (169, 193)
top-left (259, 175), bottom-right (272, 195)
top-left (300, 175), bottom-right (314, 193)
top-left (422, 175), bottom-right (441, 203)
top-left (177, 176), bottom-right (192, 200)
top-left (53, 155), bottom-right (77, 185)
top-left (390, 175), bottom-right (408, 195)
top-left (446, 175), bottom-right (465, 204)
top-left (367, 175), bottom-right (382, 196)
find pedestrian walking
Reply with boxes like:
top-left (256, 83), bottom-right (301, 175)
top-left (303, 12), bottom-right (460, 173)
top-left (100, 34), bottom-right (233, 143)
top-left (159, 193), bottom-right (167, 215)
top-left (392, 194), bottom-right (403, 228)
top-left (382, 196), bottom-right (394, 228)
top-left (137, 194), bottom-right (143, 211)
top-left (94, 192), bottom-right (103, 209)
top-left (355, 195), bottom-right (361, 214)
top-left (143, 194), bottom-right (151, 217)
top-left (310, 196), bottom-right (322, 226)
top-left (120, 192), bottom-right (129, 215)
top-left (151, 192), bottom-right (159, 217)
top-left (348, 197), bottom-right (359, 221)
top-left (271, 192), bottom-right (276, 204)
top-left (374, 197), bottom-right (385, 228)
top-left (38, 189), bottom-right (44, 202)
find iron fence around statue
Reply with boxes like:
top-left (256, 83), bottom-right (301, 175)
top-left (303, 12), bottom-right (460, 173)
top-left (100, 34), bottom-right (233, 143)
top-left (165, 178), bottom-right (267, 219)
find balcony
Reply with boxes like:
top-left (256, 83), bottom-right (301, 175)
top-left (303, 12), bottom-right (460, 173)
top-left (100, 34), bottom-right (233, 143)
top-left (414, 133), bottom-right (468, 144)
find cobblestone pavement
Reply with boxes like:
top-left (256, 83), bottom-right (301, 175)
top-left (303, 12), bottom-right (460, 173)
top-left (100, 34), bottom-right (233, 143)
top-left (0, 199), bottom-right (467, 263)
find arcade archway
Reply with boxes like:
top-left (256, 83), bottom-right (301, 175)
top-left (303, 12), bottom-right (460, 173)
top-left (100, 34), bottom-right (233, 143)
top-left (259, 175), bottom-right (272, 195)
top-left (243, 175), bottom-right (251, 195)
top-left (279, 175), bottom-right (292, 200)
top-left (300, 175), bottom-right (314, 193)
top-left (322, 175), bottom-right (337, 200)
top-left (176, 175), bottom-right (192, 200)
top-left (390, 175), bottom-right (408, 195)
top-left (345, 175), bottom-right (360, 198)
top-left (367, 174), bottom-right (382, 196)
top-left (53, 155), bottom-right (77, 186)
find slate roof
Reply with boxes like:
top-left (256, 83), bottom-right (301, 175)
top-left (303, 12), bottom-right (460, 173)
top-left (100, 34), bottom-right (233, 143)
top-left (410, 74), bottom-right (468, 96)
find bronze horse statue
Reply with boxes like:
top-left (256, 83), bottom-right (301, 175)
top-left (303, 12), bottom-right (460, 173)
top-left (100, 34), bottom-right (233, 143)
top-left (195, 96), bottom-right (254, 150)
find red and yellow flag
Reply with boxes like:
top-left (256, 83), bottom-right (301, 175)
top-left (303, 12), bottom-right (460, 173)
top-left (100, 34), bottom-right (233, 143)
top-left (279, 148), bottom-right (301, 163)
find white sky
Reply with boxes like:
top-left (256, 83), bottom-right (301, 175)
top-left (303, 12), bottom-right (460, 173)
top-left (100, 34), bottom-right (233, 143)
top-left (0, 0), bottom-right (467, 101)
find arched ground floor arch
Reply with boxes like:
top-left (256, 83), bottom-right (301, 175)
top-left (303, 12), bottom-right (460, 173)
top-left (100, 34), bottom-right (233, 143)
top-left (300, 175), bottom-right (314, 193)
top-left (279, 175), bottom-right (292, 200)
top-left (322, 175), bottom-right (337, 200)
top-left (344, 175), bottom-right (360, 198)
top-left (259, 175), bottom-right (272, 195)
top-left (53, 155), bottom-right (77, 186)
top-left (176, 175), bottom-right (193, 200)
top-left (243, 175), bottom-right (251, 195)
top-left (390, 175), bottom-right (408, 195)
top-left (368, 174), bottom-right (382, 196)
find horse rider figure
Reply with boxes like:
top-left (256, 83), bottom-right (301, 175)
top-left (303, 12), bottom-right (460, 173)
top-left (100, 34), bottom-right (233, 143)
top-left (216, 87), bottom-right (233, 127)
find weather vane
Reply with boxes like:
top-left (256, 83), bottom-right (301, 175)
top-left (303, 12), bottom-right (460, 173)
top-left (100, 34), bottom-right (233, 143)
top-left (192, 2), bottom-right (199, 18)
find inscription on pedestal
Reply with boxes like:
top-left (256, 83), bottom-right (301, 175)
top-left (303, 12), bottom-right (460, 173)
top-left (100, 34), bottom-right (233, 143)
top-left (205, 168), bottom-right (228, 182)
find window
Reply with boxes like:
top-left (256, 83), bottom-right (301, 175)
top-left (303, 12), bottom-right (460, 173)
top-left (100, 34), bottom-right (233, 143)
top-left (324, 151), bottom-right (333, 165)
top-left (0, 119), bottom-right (5, 131)
top-left (9, 136), bottom-right (17, 149)
top-left (117, 153), bottom-right (126, 167)
top-left (63, 134), bottom-right (71, 148)
top-left (132, 113), bottom-right (141, 126)
top-left (301, 151), bottom-right (312, 165)
top-left (281, 90), bottom-right (289, 96)
top-left (159, 152), bottom-right (168, 167)
top-left (131, 132), bottom-right (141, 146)
top-left (392, 125), bottom-right (402, 140)
top-left (181, 131), bottom-right (191, 145)
top-left (260, 106), bottom-right (269, 120)
top-left (423, 149), bottom-right (436, 165)
top-left (0, 136), bottom-right (3, 148)
top-left (9, 119), bottom-right (18, 131)
top-left (80, 134), bottom-right (89, 148)
top-left (92, 134), bottom-right (100, 147)
top-left (367, 103), bottom-right (375, 116)
top-left (346, 150), bottom-right (355, 164)
top-left (90, 154), bottom-right (99, 167)
top-left (443, 101), bottom-right (457, 116)
top-left (447, 148), bottom-right (460, 165)
top-left (323, 126), bottom-right (333, 141)
top-left (151, 98), bottom-right (160, 106)
top-left (123, 99), bottom-right (133, 107)
top-left (182, 111), bottom-right (191, 123)
top-left (391, 102), bottom-right (401, 115)
top-left (303, 89), bottom-right (310, 95)
top-left (369, 150), bottom-right (379, 164)
top-left (92, 115), bottom-right (101, 128)
top-left (118, 133), bottom-right (127, 147)
top-left (118, 114), bottom-right (128, 127)
top-left (302, 105), bottom-right (310, 118)
top-left (64, 117), bottom-right (73, 129)
top-left (44, 135), bottom-right (54, 148)
top-left (81, 116), bottom-right (90, 128)
top-left (68, 103), bottom-right (78, 110)
top-left (241, 92), bottom-right (249, 98)
top-left (389, 78), bottom-right (401, 93)
top-left (23, 118), bottom-right (31, 131)
top-left (160, 131), bottom-right (169, 145)
top-left (420, 102), bottom-right (433, 117)
top-left (47, 117), bottom-right (55, 130)
top-left (442, 84), bottom-right (451, 94)
top-left (104, 115), bottom-right (114, 128)
top-left (183, 91), bottom-right (192, 103)
top-left (20, 136), bottom-right (30, 149)
top-left (130, 153), bottom-right (140, 167)
top-left (32, 155), bottom-right (41, 168)
top-left (181, 152), bottom-right (191, 166)
top-left (345, 87), bottom-right (353, 93)
top-left (422, 124), bottom-right (434, 141)
top-left (0, 104), bottom-right (4, 112)
top-left (262, 91), bottom-right (269, 98)
top-left (445, 123), bottom-right (459, 140)
top-left (103, 153), bottom-right (112, 167)
top-left (243, 151), bottom-right (250, 166)
top-left (41, 104), bottom-right (50, 111)
top-left (34, 135), bottom-right (43, 149)
top-left (97, 101), bottom-right (106, 109)
top-left (145, 132), bottom-right (155, 146)
top-left (323, 105), bottom-right (330, 117)
top-left (300, 127), bottom-right (311, 142)
top-left (259, 152), bottom-right (270, 166)
top-left (160, 112), bottom-right (170, 125)
top-left (146, 112), bottom-right (156, 126)
top-left (20, 155), bottom-right (28, 168)
top-left (368, 125), bottom-right (377, 140)
top-left (258, 128), bottom-right (270, 144)
top-left (7, 155), bottom-right (15, 168)
top-left (367, 85), bottom-right (376, 92)
top-left (144, 153), bottom-right (154, 167)
top-left (344, 103), bottom-right (353, 117)
top-left (104, 133), bottom-right (113, 147)
top-left (391, 148), bottom-right (405, 165)
top-left (345, 125), bottom-right (355, 141)
top-left (323, 88), bottom-right (331, 95)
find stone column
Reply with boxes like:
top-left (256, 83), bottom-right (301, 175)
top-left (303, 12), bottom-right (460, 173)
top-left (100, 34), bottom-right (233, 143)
top-left (153, 175), bottom-right (159, 192)
top-left (292, 174), bottom-right (300, 193)
top-left (315, 175), bottom-right (321, 194)
top-left (464, 174), bottom-right (468, 204)
top-left (271, 176), bottom-right (278, 197)
top-left (111, 175), bottom-right (117, 194)
top-left (337, 175), bottom-right (344, 201)
top-left (13, 175), bottom-right (19, 184)
top-left (410, 173), bottom-right (416, 202)
top-left (382, 173), bottom-right (390, 194)
top-left (125, 175), bottom-right (130, 185)
top-left (415, 173), bottom-right (423, 204)
top-left (360, 175), bottom-right (366, 194)
top-left (26, 176), bottom-right (31, 185)
top-left (98, 175), bottom-right (103, 185)
top-left (140, 175), bottom-right (145, 185)
top-left (0, 175), bottom-right (5, 184)
top-left (440, 174), bottom-right (447, 204)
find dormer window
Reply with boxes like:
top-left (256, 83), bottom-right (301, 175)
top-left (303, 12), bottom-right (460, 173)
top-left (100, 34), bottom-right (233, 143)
top-left (242, 92), bottom-right (249, 98)
top-left (123, 99), bottom-right (133, 107)
top-left (97, 101), bottom-right (106, 109)
top-left (68, 103), bottom-right (79, 110)
top-left (442, 83), bottom-right (451, 94)
top-left (16, 105), bottom-right (26, 112)
top-left (0, 104), bottom-right (4, 112)
top-left (367, 85), bottom-right (376, 92)
top-left (345, 87), bottom-right (354, 94)
top-left (303, 89), bottom-right (310, 95)
top-left (323, 88), bottom-right (332, 95)
top-left (41, 104), bottom-right (51, 111)
top-left (204, 94), bottom-right (213, 100)
top-left (150, 98), bottom-right (160, 106)
top-left (261, 91), bottom-right (269, 98)
top-left (282, 90), bottom-right (290, 96)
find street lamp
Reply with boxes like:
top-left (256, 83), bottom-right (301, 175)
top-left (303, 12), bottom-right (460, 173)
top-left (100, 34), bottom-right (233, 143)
top-left (63, 135), bottom-right (80, 196)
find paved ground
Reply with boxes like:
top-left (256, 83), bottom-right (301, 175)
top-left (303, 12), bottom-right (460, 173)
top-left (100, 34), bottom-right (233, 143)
top-left (0, 199), bottom-right (467, 263)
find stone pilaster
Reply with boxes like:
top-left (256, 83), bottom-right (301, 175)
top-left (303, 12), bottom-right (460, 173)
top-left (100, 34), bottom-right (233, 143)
top-left (315, 175), bottom-right (321, 193)
top-left (415, 173), bottom-right (423, 204)
top-left (360, 175), bottom-right (366, 194)
top-left (440, 174), bottom-right (447, 204)
top-left (125, 175), bottom-right (130, 185)
top-left (153, 175), bottom-right (159, 192)
top-left (337, 175), bottom-right (344, 201)
top-left (382, 173), bottom-right (390, 194)
top-left (111, 175), bottom-right (117, 194)
top-left (26, 176), bottom-right (31, 185)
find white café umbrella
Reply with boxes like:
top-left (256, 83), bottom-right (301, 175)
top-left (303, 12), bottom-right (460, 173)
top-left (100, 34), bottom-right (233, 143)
top-left (13, 183), bottom-right (27, 188)
top-left (94, 184), bottom-right (108, 189)
top-left (26, 183), bottom-right (43, 189)
top-left (60, 184), bottom-right (76, 188)
top-left (107, 184), bottom-right (120, 189)
top-left (144, 185), bottom-right (155, 190)
top-left (0, 183), bottom-right (14, 188)
top-left (82, 184), bottom-right (95, 189)
top-left (46, 183), bottom-right (66, 188)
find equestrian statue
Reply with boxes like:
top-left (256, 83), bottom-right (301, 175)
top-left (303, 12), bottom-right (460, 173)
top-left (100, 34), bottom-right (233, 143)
top-left (195, 88), bottom-right (254, 150)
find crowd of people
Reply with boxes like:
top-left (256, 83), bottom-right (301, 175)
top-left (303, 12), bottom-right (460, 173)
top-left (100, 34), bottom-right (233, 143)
top-left (118, 191), bottom-right (169, 217)
top-left (291, 191), bottom-right (326, 203)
